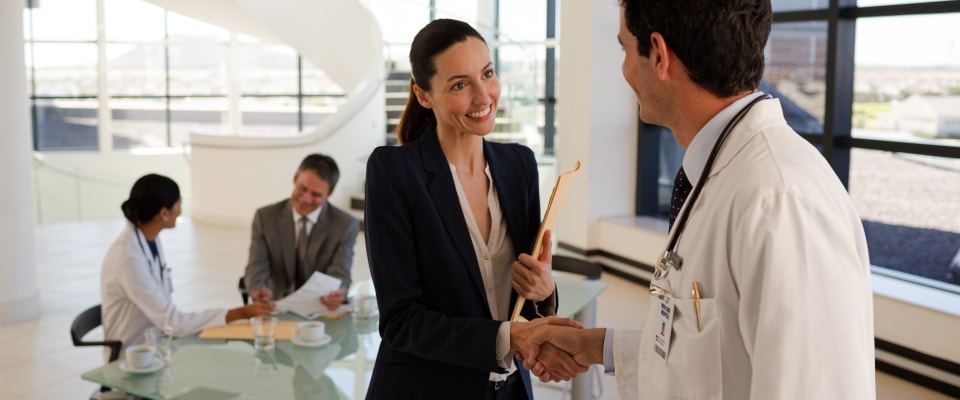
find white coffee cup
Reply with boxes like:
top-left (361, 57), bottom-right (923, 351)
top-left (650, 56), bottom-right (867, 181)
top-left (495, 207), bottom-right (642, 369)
top-left (295, 321), bottom-right (326, 342)
top-left (356, 294), bottom-right (378, 318)
top-left (125, 344), bottom-right (156, 369)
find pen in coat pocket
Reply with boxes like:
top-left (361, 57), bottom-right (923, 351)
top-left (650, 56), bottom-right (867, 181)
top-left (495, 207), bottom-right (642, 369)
top-left (692, 281), bottom-right (702, 333)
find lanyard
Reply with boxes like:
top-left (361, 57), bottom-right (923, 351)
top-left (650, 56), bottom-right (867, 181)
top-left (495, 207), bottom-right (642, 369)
top-left (654, 94), bottom-right (772, 280)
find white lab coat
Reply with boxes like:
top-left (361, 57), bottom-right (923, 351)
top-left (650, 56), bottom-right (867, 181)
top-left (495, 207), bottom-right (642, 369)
top-left (100, 222), bottom-right (226, 359)
top-left (613, 100), bottom-right (875, 399)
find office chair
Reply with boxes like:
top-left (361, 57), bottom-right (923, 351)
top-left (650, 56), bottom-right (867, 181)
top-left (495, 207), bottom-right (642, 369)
top-left (544, 254), bottom-right (604, 400)
top-left (70, 304), bottom-right (122, 400)
top-left (239, 277), bottom-right (249, 305)
top-left (552, 255), bottom-right (603, 281)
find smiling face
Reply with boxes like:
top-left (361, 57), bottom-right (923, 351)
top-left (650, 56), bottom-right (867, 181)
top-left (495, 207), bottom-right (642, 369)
top-left (291, 169), bottom-right (332, 216)
top-left (414, 37), bottom-right (500, 139)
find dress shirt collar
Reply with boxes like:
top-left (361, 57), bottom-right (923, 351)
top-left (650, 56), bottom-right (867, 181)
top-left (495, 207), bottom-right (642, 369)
top-left (292, 203), bottom-right (323, 225)
top-left (682, 91), bottom-right (766, 185)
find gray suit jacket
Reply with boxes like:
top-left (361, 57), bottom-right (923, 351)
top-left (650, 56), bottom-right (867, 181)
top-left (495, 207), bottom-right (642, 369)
top-left (244, 199), bottom-right (360, 299)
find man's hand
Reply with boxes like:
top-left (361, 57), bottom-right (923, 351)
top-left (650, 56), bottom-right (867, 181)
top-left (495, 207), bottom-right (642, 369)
top-left (513, 230), bottom-right (555, 302)
top-left (510, 317), bottom-right (588, 381)
top-left (251, 288), bottom-right (273, 303)
top-left (320, 289), bottom-right (346, 310)
top-left (522, 326), bottom-right (606, 382)
top-left (516, 343), bottom-right (585, 382)
top-left (226, 302), bottom-right (276, 323)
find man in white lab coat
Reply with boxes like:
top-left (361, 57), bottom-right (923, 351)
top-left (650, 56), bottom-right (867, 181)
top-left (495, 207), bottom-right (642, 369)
top-left (517, 1), bottom-right (876, 398)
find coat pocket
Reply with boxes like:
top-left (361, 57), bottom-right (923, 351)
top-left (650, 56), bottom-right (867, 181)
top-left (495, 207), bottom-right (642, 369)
top-left (643, 297), bottom-right (723, 399)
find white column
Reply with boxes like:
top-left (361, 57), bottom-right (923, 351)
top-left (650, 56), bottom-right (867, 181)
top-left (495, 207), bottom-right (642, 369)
top-left (0, 0), bottom-right (41, 324)
top-left (556, 0), bottom-right (638, 252)
top-left (476, 0), bottom-right (497, 43)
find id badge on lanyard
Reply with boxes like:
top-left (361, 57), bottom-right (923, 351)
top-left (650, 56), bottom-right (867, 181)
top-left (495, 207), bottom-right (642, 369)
top-left (653, 294), bottom-right (674, 364)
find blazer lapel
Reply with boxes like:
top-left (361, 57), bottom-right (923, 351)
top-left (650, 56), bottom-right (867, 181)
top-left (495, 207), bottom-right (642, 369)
top-left (306, 204), bottom-right (333, 273)
top-left (278, 200), bottom-right (298, 286)
top-left (485, 141), bottom-right (529, 255)
top-left (419, 128), bottom-right (488, 303)
top-left (486, 141), bottom-right (533, 319)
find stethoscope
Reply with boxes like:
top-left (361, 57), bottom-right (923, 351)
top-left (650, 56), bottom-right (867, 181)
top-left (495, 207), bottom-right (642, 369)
top-left (653, 93), bottom-right (773, 281)
top-left (134, 226), bottom-right (168, 285)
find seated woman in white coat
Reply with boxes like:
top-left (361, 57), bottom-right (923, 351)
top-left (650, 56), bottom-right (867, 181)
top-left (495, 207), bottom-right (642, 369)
top-left (101, 174), bottom-right (274, 356)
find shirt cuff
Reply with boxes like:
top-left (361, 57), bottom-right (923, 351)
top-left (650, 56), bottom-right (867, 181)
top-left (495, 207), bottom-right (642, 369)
top-left (603, 327), bottom-right (615, 373)
top-left (496, 321), bottom-right (512, 368)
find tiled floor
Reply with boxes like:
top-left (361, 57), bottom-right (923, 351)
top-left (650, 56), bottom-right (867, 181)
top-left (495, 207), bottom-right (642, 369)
top-left (0, 218), bottom-right (953, 399)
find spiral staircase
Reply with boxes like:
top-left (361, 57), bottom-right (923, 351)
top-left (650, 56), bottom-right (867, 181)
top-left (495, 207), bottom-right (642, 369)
top-left (146, 0), bottom-right (385, 226)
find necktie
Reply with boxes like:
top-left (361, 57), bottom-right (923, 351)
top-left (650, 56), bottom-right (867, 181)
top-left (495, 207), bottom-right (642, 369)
top-left (669, 167), bottom-right (693, 231)
top-left (295, 216), bottom-right (308, 288)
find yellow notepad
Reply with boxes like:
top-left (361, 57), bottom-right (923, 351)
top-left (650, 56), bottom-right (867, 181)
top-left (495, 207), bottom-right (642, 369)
top-left (199, 321), bottom-right (301, 340)
top-left (198, 311), bottom-right (352, 340)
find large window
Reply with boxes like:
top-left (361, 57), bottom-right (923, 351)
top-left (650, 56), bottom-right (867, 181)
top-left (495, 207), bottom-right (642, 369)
top-left (849, 9), bottom-right (960, 287)
top-left (364, 0), bottom-right (558, 153)
top-left (636, 0), bottom-right (960, 289)
top-left (24, 0), bottom-right (346, 152)
top-left (26, 0), bottom-right (552, 154)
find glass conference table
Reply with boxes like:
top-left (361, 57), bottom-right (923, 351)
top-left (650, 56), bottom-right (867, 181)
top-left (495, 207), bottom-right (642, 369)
top-left (83, 276), bottom-right (606, 400)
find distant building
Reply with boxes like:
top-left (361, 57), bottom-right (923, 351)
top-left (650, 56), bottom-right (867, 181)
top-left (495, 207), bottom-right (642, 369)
top-left (893, 95), bottom-right (960, 138)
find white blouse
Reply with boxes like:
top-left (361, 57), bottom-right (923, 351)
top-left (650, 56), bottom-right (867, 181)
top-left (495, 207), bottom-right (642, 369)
top-left (449, 164), bottom-right (517, 379)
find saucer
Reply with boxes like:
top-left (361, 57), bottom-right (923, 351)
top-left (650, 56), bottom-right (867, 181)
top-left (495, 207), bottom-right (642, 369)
top-left (291, 333), bottom-right (331, 347)
top-left (119, 356), bottom-right (164, 374)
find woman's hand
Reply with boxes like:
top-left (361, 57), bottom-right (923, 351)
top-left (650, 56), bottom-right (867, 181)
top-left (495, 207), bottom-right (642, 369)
top-left (512, 230), bottom-right (555, 302)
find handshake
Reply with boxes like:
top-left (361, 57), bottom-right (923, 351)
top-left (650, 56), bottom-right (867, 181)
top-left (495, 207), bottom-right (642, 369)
top-left (509, 317), bottom-right (606, 382)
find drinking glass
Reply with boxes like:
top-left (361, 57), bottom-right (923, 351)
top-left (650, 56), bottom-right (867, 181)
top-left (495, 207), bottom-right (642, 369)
top-left (250, 316), bottom-right (278, 352)
top-left (144, 326), bottom-right (174, 363)
top-left (251, 346), bottom-right (279, 377)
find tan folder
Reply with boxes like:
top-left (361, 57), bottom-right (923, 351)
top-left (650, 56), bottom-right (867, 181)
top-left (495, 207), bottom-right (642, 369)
top-left (198, 311), bottom-right (351, 340)
top-left (510, 160), bottom-right (581, 322)
top-left (199, 321), bottom-right (301, 340)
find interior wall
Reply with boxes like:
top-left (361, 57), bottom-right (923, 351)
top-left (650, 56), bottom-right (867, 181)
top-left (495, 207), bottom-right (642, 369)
top-left (555, 0), bottom-right (638, 253)
top-left (35, 152), bottom-right (192, 223)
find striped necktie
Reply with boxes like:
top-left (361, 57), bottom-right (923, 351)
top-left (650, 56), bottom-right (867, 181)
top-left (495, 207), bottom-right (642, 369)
top-left (295, 216), bottom-right (308, 288)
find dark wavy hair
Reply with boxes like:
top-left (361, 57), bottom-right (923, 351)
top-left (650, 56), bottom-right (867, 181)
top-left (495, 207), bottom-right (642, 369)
top-left (121, 174), bottom-right (180, 224)
top-left (619, 0), bottom-right (771, 97)
top-left (395, 19), bottom-right (487, 144)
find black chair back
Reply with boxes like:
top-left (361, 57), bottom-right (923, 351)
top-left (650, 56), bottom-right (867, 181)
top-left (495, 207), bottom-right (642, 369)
top-left (552, 255), bottom-right (603, 281)
top-left (239, 276), bottom-right (250, 304)
top-left (70, 304), bottom-right (122, 363)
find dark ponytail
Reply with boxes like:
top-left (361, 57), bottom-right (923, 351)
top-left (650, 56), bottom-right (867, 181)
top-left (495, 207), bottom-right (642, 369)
top-left (122, 174), bottom-right (180, 225)
top-left (396, 78), bottom-right (435, 144)
top-left (396, 19), bottom-right (486, 145)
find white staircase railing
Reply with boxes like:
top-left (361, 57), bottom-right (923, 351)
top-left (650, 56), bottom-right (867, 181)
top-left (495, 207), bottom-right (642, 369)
top-left (147, 0), bottom-right (386, 226)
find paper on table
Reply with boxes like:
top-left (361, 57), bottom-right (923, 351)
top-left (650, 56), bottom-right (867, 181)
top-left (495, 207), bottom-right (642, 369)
top-left (275, 271), bottom-right (345, 319)
top-left (510, 160), bottom-right (582, 322)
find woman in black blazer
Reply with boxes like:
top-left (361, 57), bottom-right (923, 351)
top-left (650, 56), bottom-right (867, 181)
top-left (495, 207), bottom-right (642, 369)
top-left (364, 19), bottom-right (582, 400)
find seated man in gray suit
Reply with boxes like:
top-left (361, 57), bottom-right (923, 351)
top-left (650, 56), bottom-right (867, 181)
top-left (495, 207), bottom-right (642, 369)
top-left (244, 154), bottom-right (360, 310)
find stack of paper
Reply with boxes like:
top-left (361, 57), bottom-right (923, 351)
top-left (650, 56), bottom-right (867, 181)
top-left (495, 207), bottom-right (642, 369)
top-left (275, 271), bottom-right (351, 319)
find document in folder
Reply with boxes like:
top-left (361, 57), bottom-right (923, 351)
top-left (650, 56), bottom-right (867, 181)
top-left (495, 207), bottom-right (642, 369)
top-left (510, 160), bottom-right (581, 322)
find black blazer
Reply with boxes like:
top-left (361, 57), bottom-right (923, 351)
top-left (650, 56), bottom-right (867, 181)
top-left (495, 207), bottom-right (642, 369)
top-left (364, 126), bottom-right (556, 399)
